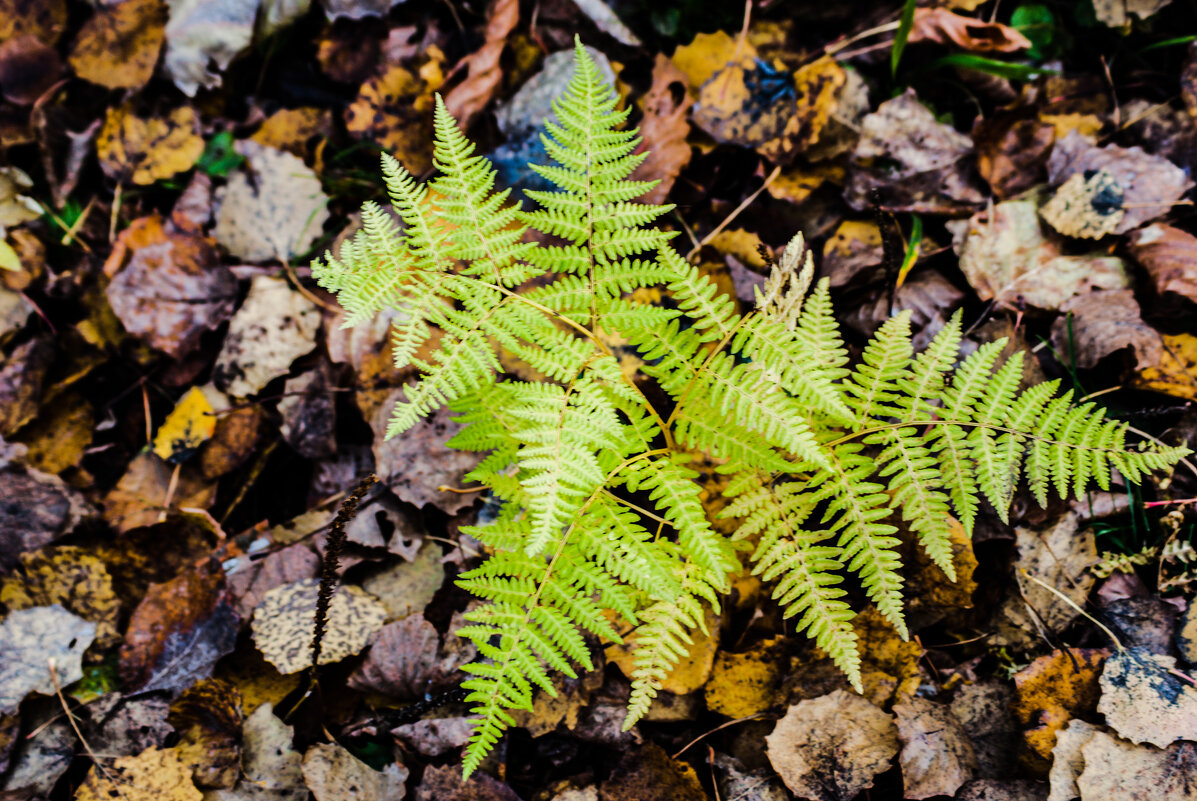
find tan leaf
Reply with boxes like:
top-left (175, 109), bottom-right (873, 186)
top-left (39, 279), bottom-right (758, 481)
top-left (163, 0), bottom-right (257, 96)
top-left (102, 452), bottom-right (215, 533)
top-left (302, 742), bottom-right (409, 801)
top-left (1076, 730), bottom-right (1197, 800)
top-left (0, 605), bottom-right (95, 714)
top-left (75, 746), bottom-right (201, 801)
top-left (96, 105), bottom-right (205, 185)
top-left (909, 8), bottom-right (1032, 52)
top-left (204, 702), bottom-right (306, 801)
top-left (443, 0), bottom-right (518, 129)
top-left (1049, 289), bottom-right (1163, 370)
top-left (766, 689), bottom-right (899, 801)
top-left (69, 0), bottom-right (166, 90)
top-left (895, 697), bottom-right (978, 799)
top-left (1097, 647), bottom-right (1197, 748)
top-left (630, 54), bottom-right (692, 205)
top-left (168, 678), bottom-right (243, 789)
top-left (1091, 0), bottom-right (1173, 28)
top-left (251, 579), bottom-right (386, 674)
top-left (1128, 223), bottom-right (1197, 305)
top-left (1047, 718), bottom-right (1100, 801)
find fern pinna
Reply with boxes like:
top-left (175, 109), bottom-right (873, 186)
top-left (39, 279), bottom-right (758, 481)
top-left (312, 40), bottom-right (1189, 776)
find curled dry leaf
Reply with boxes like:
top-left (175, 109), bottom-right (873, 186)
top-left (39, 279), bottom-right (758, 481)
top-left (200, 404), bottom-right (264, 480)
top-left (845, 88), bottom-right (985, 214)
top-left (69, 0), bottom-right (167, 91)
top-left (1097, 647), bottom-right (1197, 748)
top-left (909, 8), bottom-right (1032, 52)
top-left (212, 275), bottom-right (321, 398)
top-left (0, 605), bottom-right (95, 714)
top-left (301, 742), bottom-right (409, 801)
top-left (213, 142), bottom-right (331, 263)
top-left (1012, 649), bottom-right (1108, 765)
top-left (894, 697), bottom-right (977, 799)
top-left (1127, 223), bottom-right (1197, 305)
top-left (629, 54), bottom-right (692, 205)
top-left (1049, 289), bottom-right (1163, 370)
top-left (765, 689), bottom-right (899, 801)
top-left (75, 746), bottom-right (201, 801)
top-left (443, 0), bottom-right (518, 129)
top-left (96, 104), bottom-right (205, 185)
top-left (102, 452), bottom-right (215, 533)
top-left (163, 0), bottom-right (257, 96)
top-left (119, 557), bottom-right (240, 694)
top-left (1077, 730), bottom-right (1197, 800)
top-left (251, 578), bottom-right (386, 674)
top-left (1047, 131), bottom-right (1193, 235)
top-left (168, 678), bottom-right (244, 789)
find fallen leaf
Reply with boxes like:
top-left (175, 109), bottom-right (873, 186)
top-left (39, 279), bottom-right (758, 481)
top-left (96, 104), bottom-right (205, 185)
top-left (805, 66), bottom-right (870, 162)
top-left (712, 751), bottom-right (790, 801)
top-left (1077, 730), bottom-right (1197, 799)
top-left (894, 697), bottom-right (978, 798)
top-left (1127, 223), bottom-right (1197, 305)
top-left (168, 678), bottom-right (243, 789)
top-left (909, 8), bottom-right (1032, 52)
top-left (413, 762), bottom-right (521, 801)
top-left (947, 196), bottom-right (1130, 310)
top-left (213, 142), bottom-right (331, 262)
top-left (279, 366), bottom-right (337, 460)
top-left (0, 463), bottom-right (91, 571)
top-left (207, 702), bottom-right (306, 801)
top-left (68, 0), bottom-right (167, 90)
top-left (951, 680), bottom-right (1019, 778)
top-left (252, 578), bottom-right (387, 674)
top-left (391, 716), bottom-right (473, 757)
top-left (212, 275), bottom-right (321, 398)
top-left (301, 742), bottom-right (409, 801)
top-left (226, 540), bottom-right (320, 623)
top-left (1046, 131), bottom-right (1193, 234)
top-left (11, 391), bottom-right (93, 475)
top-left (1050, 289), bottom-right (1163, 369)
top-left (371, 402), bottom-right (482, 514)
top-left (359, 541), bottom-right (445, 621)
top-left (630, 54), bottom-right (692, 205)
top-left (904, 515), bottom-right (978, 629)
top-left (766, 689), bottom-right (899, 801)
top-left (321, 0), bottom-right (404, 19)
top-left (0, 605), bottom-right (94, 714)
top-left (345, 60), bottom-right (443, 175)
top-left (956, 779), bottom-right (1050, 800)
top-left (0, 337), bottom-right (53, 436)
top-left (0, 545), bottom-right (121, 649)
top-left (704, 639), bottom-right (783, 719)
top-left (163, 0), bottom-right (257, 96)
top-left (1101, 595), bottom-right (1181, 655)
top-left (0, 35), bottom-right (62, 105)
top-left (1135, 333), bottom-right (1197, 400)
top-left (1040, 169), bottom-right (1125, 239)
top-left (1001, 514), bottom-right (1099, 647)
top-left (120, 557), bottom-right (240, 694)
top-left (607, 607), bottom-right (720, 696)
top-left (315, 20), bottom-right (383, 84)
top-left (1179, 603), bottom-right (1197, 665)
top-left (200, 404), bottom-right (264, 480)
top-left (154, 386), bottom-right (222, 463)
top-left (1047, 718), bottom-right (1099, 801)
top-left (102, 452), bottom-right (215, 533)
top-left (80, 693), bottom-right (173, 758)
top-left (1091, 0), bottom-right (1173, 28)
top-left (599, 742), bottom-right (708, 801)
top-left (442, 0), bottom-right (518, 129)
top-left (846, 88), bottom-right (986, 214)
top-left (212, 649), bottom-right (299, 715)
top-left (509, 666), bottom-right (604, 736)
top-left (0, 167), bottom-right (40, 235)
top-left (972, 115), bottom-right (1056, 198)
top-left (346, 613), bottom-right (466, 699)
top-left (1013, 649), bottom-right (1108, 764)
top-left (249, 107), bottom-right (333, 161)
top-left (75, 746), bottom-right (202, 801)
top-left (1097, 647), bottom-right (1197, 748)
top-left (95, 513), bottom-right (221, 605)
top-left (0, 0), bottom-right (67, 45)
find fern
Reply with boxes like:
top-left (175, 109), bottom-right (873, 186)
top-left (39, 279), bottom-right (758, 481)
top-left (313, 39), bottom-right (1190, 778)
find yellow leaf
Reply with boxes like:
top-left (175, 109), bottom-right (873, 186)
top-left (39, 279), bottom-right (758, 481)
top-left (1135, 333), bottom-right (1197, 400)
top-left (75, 746), bottom-right (202, 801)
top-left (68, 0), bottom-right (166, 91)
top-left (96, 105), bottom-right (205, 185)
top-left (704, 638), bottom-right (782, 718)
top-left (0, 238), bottom-right (19, 271)
top-left (672, 30), bottom-right (751, 94)
top-left (153, 386), bottom-right (218, 462)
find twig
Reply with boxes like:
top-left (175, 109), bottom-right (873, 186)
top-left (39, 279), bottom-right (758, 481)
top-left (48, 659), bottom-right (130, 801)
top-left (685, 166), bottom-right (782, 261)
top-left (672, 713), bottom-right (765, 759)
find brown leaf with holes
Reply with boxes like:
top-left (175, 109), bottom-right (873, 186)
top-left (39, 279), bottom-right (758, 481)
top-left (69, 0), bottom-right (166, 91)
top-left (168, 678), bottom-right (243, 789)
top-left (909, 8), bottom-right (1032, 52)
top-left (96, 105), bottom-right (205, 185)
top-left (766, 689), bottom-right (899, 801)
top-left (1013, 649), bottom-right (1108, 766)
top-left (895, 697), bottom-right (978, 798)
top-left (443, 0), bottom-right (518, 129)
top-left (119, 557), bottom-right (239, 694)
top-left (1128, 223), bottom-right (1197, 305)
top-left (630, 54), bottom-right (692, 205)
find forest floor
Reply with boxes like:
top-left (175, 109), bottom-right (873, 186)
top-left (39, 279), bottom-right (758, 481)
top-left (2, 0), bottom-right (1197, 799)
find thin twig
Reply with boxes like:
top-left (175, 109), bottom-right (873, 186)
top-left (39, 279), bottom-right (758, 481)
top-left (686, 166), bottom-right (782, 261)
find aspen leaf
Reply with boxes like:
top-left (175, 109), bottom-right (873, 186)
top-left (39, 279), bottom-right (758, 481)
top-left (153, 386), bottom-right (221, 463)
top-left (68, 0), bottom-right (166, 90)
top-left (345, 60), bottom-right (444, 175)
top-left (252, 579), bottom-right (386, 674)
top-left (0, 545), bottom-right (121, 649)
top-left (1097, 647), bottom-right (1197, 748)
top-left (75, 746), bottom-right (201, 801)
top-left (1013, 649), bottom-right (1108, 764)
top-left (302, 742), bottom-right (409, 801)
top-left (0, 605), bottom-right (95, 714)
top-left (96, 105), bottom-right (205, 185)
top-left (895, 697), bottom-right (977, 799)
top-left (1135, 333), bottom-right (1197, 401)
top-left (1076, 730), bottom-right (1197, 800)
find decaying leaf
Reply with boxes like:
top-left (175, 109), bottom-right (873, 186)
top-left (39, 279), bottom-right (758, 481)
top-left (0, 464), bottom-right (92, 570)
top-left (600, 743), bottom-right (708, 801)
top-left (252, 578), bottom-right (386, 674)
top-left (359, 541), bottom-right (445, 620)
top-left (1013, 649), bottom-right (1108, 765)
top-left (845, 88), bottom-right (985, 214)
top-left (75, 746), bottom-right (202, 801)
top-left (0, 545), bottom-right (121, 649)
top-left (1040, 169), bottom-right (1125, 239)
top-left (947, 196), bottom-right (1130, 310)
top-left (972, 115), bottom-right (1056, 199)
top-left (894, 697), bottom-right (978, 799)
top-left (278, 367), bottom-right (337, 460)
top-left (1047, 718), bottom-right (1099, 801)
top-left (391, 716), bottom-right (473, 758)
top-left (766, 689), bottom-right (899, 801)
top-left (413, 762), bottom-right (521, 801)
top-left (200, 404), bottom-right (264, 480)
top-left (213, 142), bottom-right (331, 263)
top-left (119, 557), bottom-right (239, 694)
top-left (442, 0), bottom-right (518, 129)
top-left (69, 0), bottom-right (167, 90)
top-left (0, 35), bottom-right (62, 106)
top-left (1097, 647), bottom-right (1197, 748)
top-left (212, 275), bottom-right (321, 398)
top-left (347, 613), bottom-right (469, 699)
top-left (371, 401), bottom-right (483, 514)
top-left (12, 391), bottom-right (93, 476)
top-left (951, 680), bottom-right (1019, 778)
top-left (1049, 290), bottom-right (1163, 370)
top-left (345, 59), bottom-right (444, 175)
top-left (1127, 223), bottom-right (1197, 305)
top-left (102, 452), bottom-right (215, 532)
top-left (163, 0), bottom-right (257, 96)
top-left (79, 693), bottom-right (173, 759)
top-left (704, 639), bottom-right (783, 719)
top-left (629, 54), bottom-right (692, 205)
top-left (153, 386), bottom-right (222, 463)
top-left (207, 702), bottom-right (306, 801)
top-left (909, 8), bottom-right (1032, 52)
top-left (301, 742), bottom-right (409, 801)
top-left (169, 678), bottom-right (244, 789)
top-left (1135, 333), bottom-right (1197, 401)
top-left (1091, 0), bottom-right (1173, 28)
top-left (1077, 730), bottom-right (1197, 800)
top-left (0, 605), bottom-right (95, 714)
top-left (96, 104), bottom-right (205, 185)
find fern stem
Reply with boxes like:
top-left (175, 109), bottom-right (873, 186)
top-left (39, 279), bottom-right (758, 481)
top-left (665, 311), bottom-right (754, 430)
top-left (602, 488), bottom-right (672, 528)
top-left (827, 419), bottom-right (1153, 456)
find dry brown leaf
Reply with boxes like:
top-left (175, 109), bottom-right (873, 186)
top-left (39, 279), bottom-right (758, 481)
top-left (206, 702), bottom-right (306, 801)
top-left (345, 59), bottom-right (444, 175)
top-left (895, 697), bottom-right (978, 798)
top-left (302, 742), bottom-right (409, 801)
top-left (909, 8), bottom-right (1032, 52)
top-left (414, 762), bottom-right (521, 801)
top-left (371, 402), bottom-right (482, 514)
top-left (0, 35), bottom-right (62, 105)
top-left (69, 0), bottom-right (166, 90)
top-left (0, 605), bottom-right (95, 714)
top-left (200, 404), bottom-right (263, 480)
top-left (1128, 223), bottom-right (1197, 305)
top-left (75, 746), bottom-right (201, 801)
top-left (119, 557), bottom-right (239, 694)
top-left (226, 540), bottom-right (319, 623)
top-left (12, 391), bottom-right (93, 475)
top-left (600, 743), bottom-right (707, 801)
top-left (1097, 647), bottom-right (1197, 747)
top-left (391, 717), bottom-right (473, 757)
top-left (0, 545), bottom-right (121, 649)
top-left (846, 88), bottom-right (985, 214)
top-left (212, 275), bottom-right (321, 398)
top-left (102, 452), bottom-right (215, 533)
top-left (252, 579), bottom-right (386, 674)
top-left (443, 0), bottom-right (518, 129)
top-left (96, 105), bottom-right (205, 185)
top-left (347, 613), bottom-right (461, 699)
top-left (630, 54), bottom-right (692, 205)
top-left (168, 678), bottom-right (243, 789)
top-left (1049, 289), bottom-right (1163, 370)
top-left (509, 667), bottom-right (604, 736)
top-left (1013, 649), bottom-right (1108, 765)
top-left (1076, 730), bottom-right (1197, 800)
top-left (972, 115), bottom-right (1056, 199)
top-left (1135, 333), bottom-right (1197, 401)
top-left (0, 337), bottom-right (53, 437)
top-left (904, 515), bottom-right (978, 629)
top-left (766, 690), bottom-right (899, 801)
